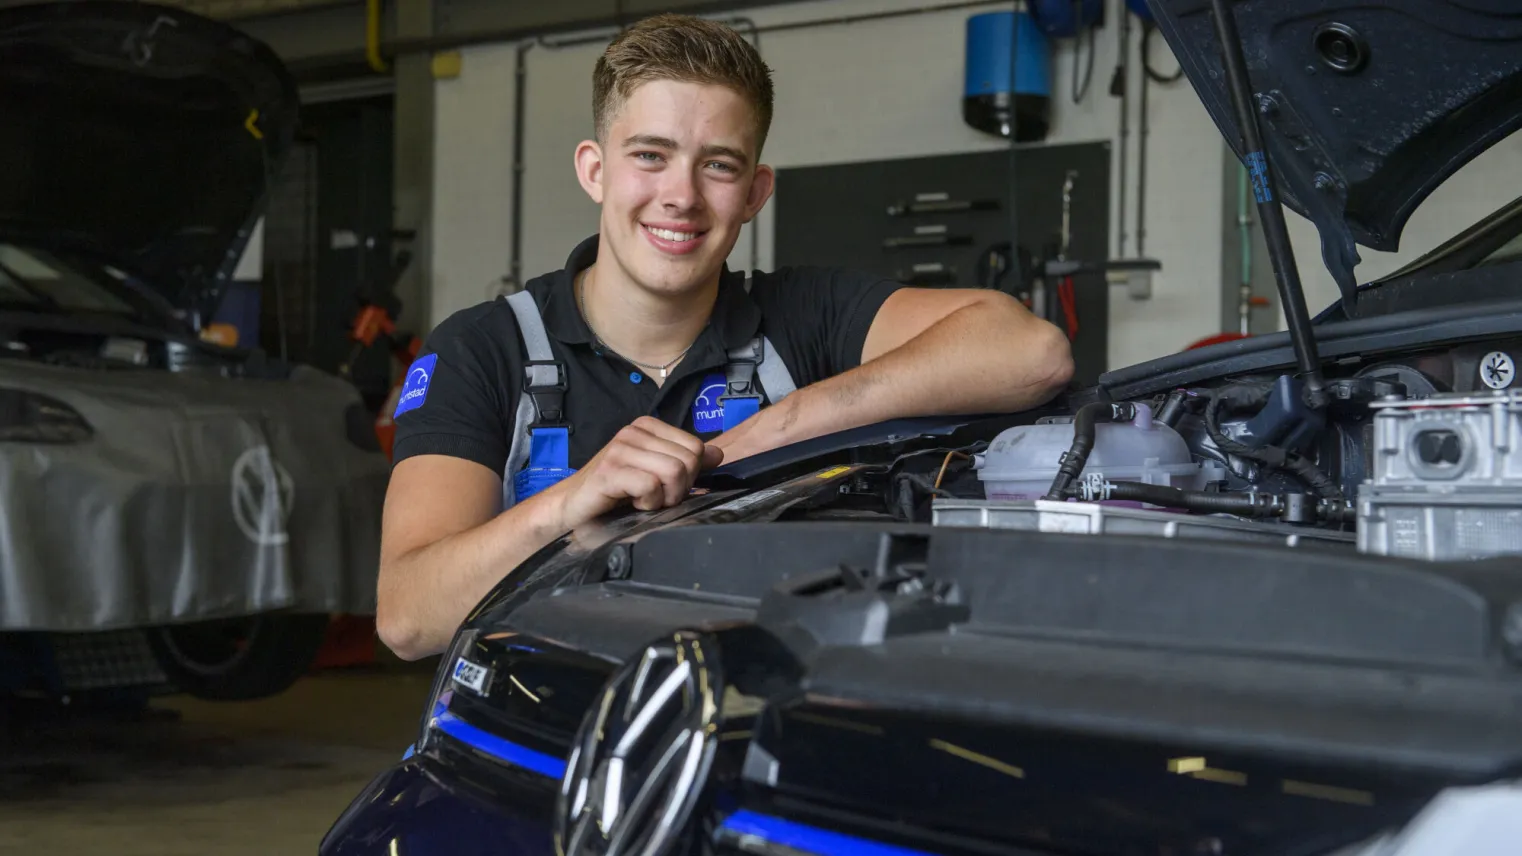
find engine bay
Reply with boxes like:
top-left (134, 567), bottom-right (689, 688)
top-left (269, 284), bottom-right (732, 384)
top-left (764, 333), bottom-right (1522, 563)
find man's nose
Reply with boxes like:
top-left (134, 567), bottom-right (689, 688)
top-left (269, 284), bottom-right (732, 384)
top-left (658, 164), bottom-right (702, 212)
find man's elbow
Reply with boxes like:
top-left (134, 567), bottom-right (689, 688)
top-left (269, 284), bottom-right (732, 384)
top-left (376, 606), bottom-right (428, 662)
top-left (375, 569), bottom-right (437, 662)
top-left (1021, 322), bottom-right (1075, 403)
top-left (1040, 325), bottom-right (1076, 389)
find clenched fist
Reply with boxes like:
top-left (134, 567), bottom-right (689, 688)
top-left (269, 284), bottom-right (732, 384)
top-left (543, 416), bottom-right (723, 530)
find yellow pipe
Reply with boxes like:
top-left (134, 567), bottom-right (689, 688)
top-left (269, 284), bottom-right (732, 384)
top-left (366, 0), bottom-right (388, 73)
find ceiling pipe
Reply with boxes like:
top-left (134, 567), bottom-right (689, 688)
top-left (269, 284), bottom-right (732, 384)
top-left (349, 0), bottom-right (1007, 65)
top-left (364, 0), bottom-right (388, 73)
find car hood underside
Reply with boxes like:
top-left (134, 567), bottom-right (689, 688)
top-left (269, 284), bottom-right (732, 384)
top-left (0, 1), bottom-right (298, 315)
top-left (1148, 0), bottom-right (1522, 316)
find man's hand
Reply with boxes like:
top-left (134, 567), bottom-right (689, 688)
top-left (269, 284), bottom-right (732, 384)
top-left (376, 417), bottom-right (722, 661)
top-left (545, 416), bottom-right (723, 530)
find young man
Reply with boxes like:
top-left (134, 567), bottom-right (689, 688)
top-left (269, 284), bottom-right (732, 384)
top-left (376, 14), bottom-right (1074, 660)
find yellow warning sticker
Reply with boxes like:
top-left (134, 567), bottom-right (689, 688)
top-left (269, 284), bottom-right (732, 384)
top-left (815, 465), bottom-right (853, 479)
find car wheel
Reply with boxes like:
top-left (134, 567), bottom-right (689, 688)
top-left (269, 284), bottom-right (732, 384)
top-left (145, 612), bottom-right (332, 701)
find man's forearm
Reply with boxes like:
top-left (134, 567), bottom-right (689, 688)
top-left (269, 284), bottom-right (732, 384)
top-left (715, 293), bottom-right (1072, 460)
top-left (378, 486), bottom-right (568, 660)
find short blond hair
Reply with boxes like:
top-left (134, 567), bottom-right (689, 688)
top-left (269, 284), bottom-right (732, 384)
top-left (593, 14), bottom-right (774, 152)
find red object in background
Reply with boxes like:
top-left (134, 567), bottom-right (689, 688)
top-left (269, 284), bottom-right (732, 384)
top-left (1186, 331), bottom-right (1251, 350)
top-left (312, 302), bottom-right (422, 673)
top-left (311, 615), bottom-right (380, 671)
top-left (349, 304), bottom-right (397, 348)
top-left (1056, 276), bottom-right (1080, 339)
top-left (371, 334), bottom-right (421, 462)
top-left (1185, 297), bottom-right (1273, 351)
top-left (344, 303), bottom-right (422, 464)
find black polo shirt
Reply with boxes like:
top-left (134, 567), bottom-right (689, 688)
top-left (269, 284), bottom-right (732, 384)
top-left (390, 235), bottom-right (906, 477)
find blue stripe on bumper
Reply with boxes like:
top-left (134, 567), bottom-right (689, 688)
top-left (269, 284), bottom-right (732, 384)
top-left (719, 810), bottom-right (943, 856)
top-left (433, 711), bottom-right (569, 780)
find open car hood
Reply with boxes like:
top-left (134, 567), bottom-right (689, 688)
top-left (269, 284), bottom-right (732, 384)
top-left (0, 1), bottom-right (298, 319)
top-left (1146, 0), bottom-right (1522, 317)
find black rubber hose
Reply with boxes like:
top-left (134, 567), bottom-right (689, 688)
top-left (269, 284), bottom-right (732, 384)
top-left (1097, 480), bottom-right (1356, 525)
top-left (1204, 386), bottom-right (1343, 500)
top-left (1100, 481), bottom-right (1283, 516)
top-left (1044, 402), bottom-right (1137, 501)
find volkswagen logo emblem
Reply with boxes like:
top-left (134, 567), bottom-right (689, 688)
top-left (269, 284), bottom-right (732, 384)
top-left (230, 445), bottom-right (294, 546)
top-left (555, 630), bottom-right (722, 856)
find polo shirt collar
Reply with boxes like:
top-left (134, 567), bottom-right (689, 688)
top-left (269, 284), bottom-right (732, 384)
top-left (538, 236), bottom-right (598, 346)
top-left (541, 234), bottom-right (761, 353)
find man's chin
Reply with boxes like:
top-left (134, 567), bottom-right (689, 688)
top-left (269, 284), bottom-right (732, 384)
top-left (631, 254), bottom-right (725, 295)
top-left (633, 271), bottom-right (714, 298)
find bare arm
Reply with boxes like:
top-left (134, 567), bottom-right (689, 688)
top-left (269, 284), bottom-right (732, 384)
top-left (376, 418), bottom-right (722, 660)
top-left (711, 288), bottom-right (1073, 461)
top-left (375, 455), bottom-right (565, 660)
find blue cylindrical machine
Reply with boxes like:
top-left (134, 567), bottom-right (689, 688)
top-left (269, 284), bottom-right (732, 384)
top-left (963, 10), bottom-right (1052, 142)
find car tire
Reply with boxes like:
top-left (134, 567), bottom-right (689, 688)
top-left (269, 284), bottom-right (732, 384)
top-left (145, 612), bottom-right (332, 701)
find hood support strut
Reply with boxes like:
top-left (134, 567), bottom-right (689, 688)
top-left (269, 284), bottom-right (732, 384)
top-left (1207, 0), bottom-right (1327, 409)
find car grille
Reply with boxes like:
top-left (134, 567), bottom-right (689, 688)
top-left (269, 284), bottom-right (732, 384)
top-left (429, 727), bottom-right (561, 810)
top-left (429, 633), bottom-right (614, 789)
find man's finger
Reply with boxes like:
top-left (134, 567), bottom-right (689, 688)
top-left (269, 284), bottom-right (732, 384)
top-left (615, 469), bottom-right (664, 511)
top-left (700, 444), bottom-right (724, 471)
top-left (618, 431), bottom-right (704, 478)
top-left (613, 446), bottom-right (696, 507)
top-left (632, 416), bottom-right (706, 459)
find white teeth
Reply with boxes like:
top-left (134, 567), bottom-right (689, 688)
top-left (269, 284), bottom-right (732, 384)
top-left (646, 226), bottom-right (697, 242)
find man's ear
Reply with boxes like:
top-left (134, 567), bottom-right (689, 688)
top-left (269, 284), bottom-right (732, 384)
top-left (574, 139), bottom-right (605, 204)
top-left (744, 163), bottom-right (776, 223)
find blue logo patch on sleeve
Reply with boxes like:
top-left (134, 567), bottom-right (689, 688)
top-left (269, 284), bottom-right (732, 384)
top-left (393, 352), bottom-right (438, 418)
top-left (692, 373), bottom-right (727, 433)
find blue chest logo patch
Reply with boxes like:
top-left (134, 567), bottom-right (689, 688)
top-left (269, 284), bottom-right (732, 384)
top-left (692, 373), bottom-right (727, 433)
top-left (394, 353), bottom-right (438, 418)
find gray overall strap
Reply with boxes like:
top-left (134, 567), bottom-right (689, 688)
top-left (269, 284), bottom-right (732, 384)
top-left (755, 336), bottom-right (796, 402)
top-left (736, 274), bottom-right (797, 403)
top-left (501, 289), bottom-right (561, 509)
top-left (723, 336), bottom-right (796, 404)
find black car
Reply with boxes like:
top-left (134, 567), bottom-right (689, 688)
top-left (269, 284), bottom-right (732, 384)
top-left (323, 1), bottom-right (1522, 854)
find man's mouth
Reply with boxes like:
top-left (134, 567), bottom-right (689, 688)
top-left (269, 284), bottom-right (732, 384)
top-left (643, 224), bottom-right (703, 243)
top-left (640, 223), bottom-right (709, 256)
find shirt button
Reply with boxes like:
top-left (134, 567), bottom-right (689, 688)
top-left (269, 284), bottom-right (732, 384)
top-left (629, 371), bottom-right (643, 384)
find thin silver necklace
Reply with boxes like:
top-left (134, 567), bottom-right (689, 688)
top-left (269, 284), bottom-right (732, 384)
top-left (577, 272), bottom-right (694, 380)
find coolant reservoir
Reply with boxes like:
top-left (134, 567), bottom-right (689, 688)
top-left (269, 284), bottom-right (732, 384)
top-left (975, 403), bottom-right (1223, 500)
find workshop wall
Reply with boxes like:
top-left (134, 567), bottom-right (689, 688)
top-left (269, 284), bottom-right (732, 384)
top-left (430, 0), bottom-right (1227, 368)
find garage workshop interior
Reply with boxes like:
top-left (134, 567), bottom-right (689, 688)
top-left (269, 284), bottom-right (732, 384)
top-left (3, 0), bottom-right (1522, 854)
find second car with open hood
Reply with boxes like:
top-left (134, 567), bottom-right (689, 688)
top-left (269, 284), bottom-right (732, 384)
top-left (0, 0), bottom-right (299, 324)
top-left (0, 2), bottom-right (386, 703)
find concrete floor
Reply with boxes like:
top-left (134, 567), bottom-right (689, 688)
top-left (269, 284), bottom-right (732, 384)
top-left (0, 657), bottom-right (439, 855)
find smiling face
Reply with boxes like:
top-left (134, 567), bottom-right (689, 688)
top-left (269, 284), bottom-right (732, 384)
top-left (574, 78), bottom-right (775, 301)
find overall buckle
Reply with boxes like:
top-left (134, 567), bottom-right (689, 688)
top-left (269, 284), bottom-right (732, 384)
top-left (523, 360), bottom-right (569, 428)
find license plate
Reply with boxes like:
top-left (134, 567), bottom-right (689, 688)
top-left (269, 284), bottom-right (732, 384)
top-left (452, 657), bottom-right (490, 695)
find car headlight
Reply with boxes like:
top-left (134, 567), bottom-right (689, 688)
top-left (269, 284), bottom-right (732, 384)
top-left (0, 388), bottom-right (93, 443)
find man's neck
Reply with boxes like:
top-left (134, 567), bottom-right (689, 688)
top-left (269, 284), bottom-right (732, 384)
top-left (577, 259), bottom-right (718, 372)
